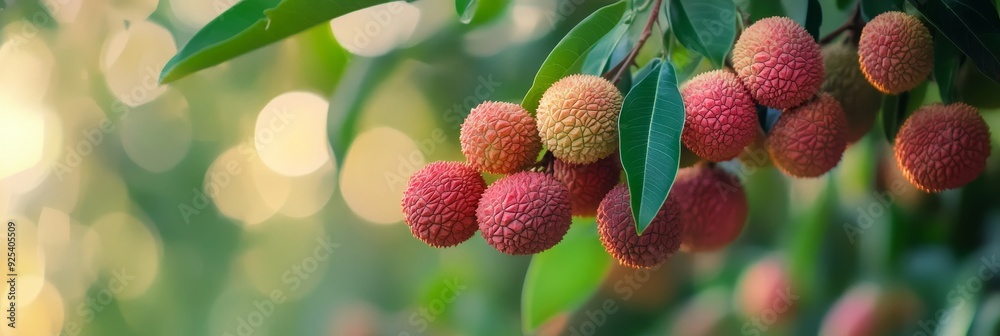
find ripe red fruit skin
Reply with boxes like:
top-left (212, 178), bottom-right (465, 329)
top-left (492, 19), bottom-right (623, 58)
top-left (552, 155), bottom-right (621, 217)
top-left (858, 11), bottom-right (933, 94)
top-left (597, 184), bottom-right (683, 268)
top-left (477, 172), bottom-right (572, 255)
top-left (893, 103), bottom-right (991, 192)
top-left (733, 16), bottom-right (824, 109)
top-left (681, 70), bottom-right (759, 162)
top-left (767, 93), bottom-right (849, 178)
top-left (673, 164), bottom-right (748, 252)
top-left (460, 101), bottom-right (542, 174)
top-left (401, 162), bottom-right (487, 247)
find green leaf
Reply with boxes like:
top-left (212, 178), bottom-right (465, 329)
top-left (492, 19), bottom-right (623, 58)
top-left (861, 0), bottom-right (901, 22)
top-left (743, 0), bottom-right (786, 22)
top-left (456, 0), bottom-right (479, 24)
top-left (521, 1), bottom-right (628, 112)
top-left (159, 0), bottom-right (395, 84)
top-left (934, 31), bottom-right (963, 104)
top-left (907, 0), bottom-right (1000, 85)
top-left (805, 0), bottom-right (823, 41)
top-left (668, 0), bottom-right (737, 68)
top-left (837, 0), bottom-right (855, 10)
top-left (521, 219), bottom-right (612, 334)
top-left (619, 59), bottom-right (685, 235)
top-left (582, 18), bottom-right (633, 75)
top-left (881, 93), bottom-right (903, 143)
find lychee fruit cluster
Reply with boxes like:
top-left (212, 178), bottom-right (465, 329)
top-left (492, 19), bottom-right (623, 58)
top-left (597, 184), bottom-right (683, 268)
top-left (893, 103), bottom-right (991, 192)
top-left (858, 11), bottom-right (933, 94)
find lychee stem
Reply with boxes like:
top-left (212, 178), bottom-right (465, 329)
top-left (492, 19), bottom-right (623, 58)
top-left (608, 0), bottom-right (663, 85)
top-left (819, 3), bottom-right (862, 45)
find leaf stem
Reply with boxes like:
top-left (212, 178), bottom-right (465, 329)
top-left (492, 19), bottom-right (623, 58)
top-left (819, 3), bottom-right (862, 45)
top-left (608, 0), bottom-right (664, 84)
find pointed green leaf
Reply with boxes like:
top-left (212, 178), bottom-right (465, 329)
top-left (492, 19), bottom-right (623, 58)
top-left (934, 31), bottom-right (962, 104)
top-left (159, 0), bottom-right (396, 84)
top-left (861, 0), bottom-right (902, 22)
top-left (907, 0), bottom-right (1000, 85)
top-left (521, 219), bottom-right (612, 334)
top-left (581, 19), bottom-right (632, 75)
top-left (456, 0), bottom-right (479, 24)
top-left (521, 1), bottom-right (628, 112)
top-left (805, 0), bottom-right (823, 41)
top-left (619, 59), bottom-right (685, 235)
top-left (668, 0), bottom-right (737, 68)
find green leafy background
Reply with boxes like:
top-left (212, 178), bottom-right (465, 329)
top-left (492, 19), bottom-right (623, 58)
top-left (3, 0), bottom-right (1000, 335)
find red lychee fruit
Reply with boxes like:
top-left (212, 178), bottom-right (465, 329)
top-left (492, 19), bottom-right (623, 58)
top-left (460, 101), bottom-right (542, 174)
top-left (822, 43), bottom-right (883, 143)
top-left (680, 70), bottom-right (759, 162)
top-left (893, 103), bottom-right (991, 192)
top-left (477, 171), bottom-right (572, 254)
top-left (858, 11), bottom-right (933, 94)
top-left (536, 74), bottom-right (623, 164)
top-left (818, 284), bottom-right (881, 336)
top-left (733, 17), bottom-right (824, 109)
top-left (767, 93), bottom-right (849, 177)
top-left (736, 256), bottom-right (795, 322)
top-left (596, 184), bottom-right (683, 268)
top-left (673, 163), bottom-right (748, 252)
top-left (552, 155), bottom-right (621, 217)
top-left (401, 161), bottom-right (487, 247)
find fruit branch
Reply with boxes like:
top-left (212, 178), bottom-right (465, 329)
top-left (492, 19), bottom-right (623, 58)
top-left (819, 3), bottom-right (863, 45)
top-left (604, 0), bottom-right (664, 84)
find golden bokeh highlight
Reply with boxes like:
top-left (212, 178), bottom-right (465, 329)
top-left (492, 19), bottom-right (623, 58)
top-left (120, 88), bottom-right (193, 172)
top-left (101, 20), bottom-right (174, 107)
top-left (0, 102), bottom-right (47, 179)
top-left (14, 282), bottom-right (65, 336)
top-left (205, 147), bottom-right (283, 225)
top-left (85, 212), bottom-right (162, 300)
top-left (280, 158), bottom-right (337, 218)
top-left (107, 0), bottom-right (160, 22)
top-left (169, 0), bottom-right (237, 28)
top-left (255, 91), bottom-right (331, 177)
top-left (0, 37), bottom-right (54, 105)
top-left (340, 127), bottom-right (423, 224)
top-left (330, 2), bottom-right (421, 57)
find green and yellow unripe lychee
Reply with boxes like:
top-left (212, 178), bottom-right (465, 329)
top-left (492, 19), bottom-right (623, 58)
top-left (401, 161), bottom-right (487, 247)
top-left (536, 74), bottom-right (623, 164)
top-left (822, 43), bottom-right (883, 143)
top-left (460, 101), bottom-right (541, 174)
top-left (733, 17), bottom-right (824, 109)
top-left (767, 93), bottom-right (849, 178)
top-left (858, 11), bottom-right (933, 94)
top-left (893, 103), bottom-right (991, 192)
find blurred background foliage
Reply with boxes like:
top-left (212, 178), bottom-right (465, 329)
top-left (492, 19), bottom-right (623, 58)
top-left (0, 0), bottom-right (999, 335)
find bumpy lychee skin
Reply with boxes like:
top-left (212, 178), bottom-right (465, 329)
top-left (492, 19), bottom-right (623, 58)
top-left (401, 162), bottom-right (487, 247)
top-left (858, 11), bottom-right (933, 94)
top-left (597, 184), bottom-right (683, 268)
top-left (553, 155), bottom-right (621, 217)
top-left (673, 163), bottom-right (748, 252)
top-left (732, 17), bottom-right (824, 109)
top-left (477, 172), bottom-right (572, 255)
top-left (460, 101), bottom-right (542, 174)
top-left (536, 74), bottom-right (623, 164)
top-left (767, 93), bottom-right (849, 177)
top-left (680, 70), bottom-right (759, 162)
top-left (893, 103), bottom-right (991, 192)
top-left (822, 43), bottom-right (883, 143)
